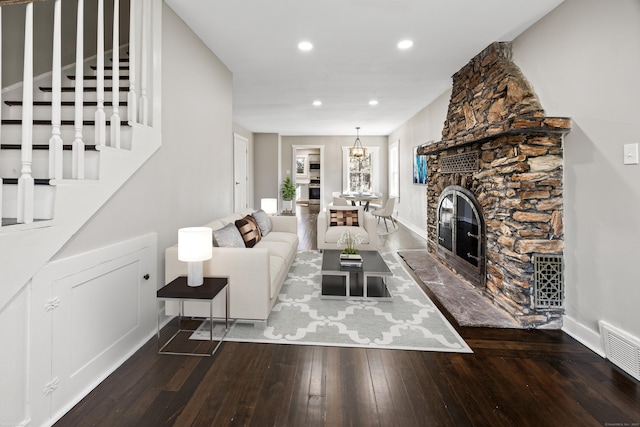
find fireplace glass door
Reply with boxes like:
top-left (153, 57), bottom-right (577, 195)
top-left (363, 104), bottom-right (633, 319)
top-left (436, 186), bottom-right (483, 284)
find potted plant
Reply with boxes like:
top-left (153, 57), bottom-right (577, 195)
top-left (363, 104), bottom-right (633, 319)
top-left (281, 176), bottom-right (296, 213)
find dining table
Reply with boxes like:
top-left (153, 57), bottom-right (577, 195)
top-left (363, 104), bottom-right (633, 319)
top-left (339, 193), bottom-right (381, 211)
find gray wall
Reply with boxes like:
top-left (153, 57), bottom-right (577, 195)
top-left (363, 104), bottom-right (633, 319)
top-left (56, 3), bottom-right (234, 288)
top-left (512, 0), bottom-right (640, 342)
top-left (388, 91), bottom-right (449, 238)
top-left (253, 133), bottom-right (280, 209)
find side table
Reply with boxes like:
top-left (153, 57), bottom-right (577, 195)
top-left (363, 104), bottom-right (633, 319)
top-left (157, 276), bottom-right (229, 356)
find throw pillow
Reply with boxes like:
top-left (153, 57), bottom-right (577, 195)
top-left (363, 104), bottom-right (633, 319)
top-left (329, 208), bottom-right (359, 226)
top-left (235, 215), bottom-right (262, 248)
top-left (252, 209), bottom-right (272, 236)
top-left (212, 223), bottom-right (245, 248)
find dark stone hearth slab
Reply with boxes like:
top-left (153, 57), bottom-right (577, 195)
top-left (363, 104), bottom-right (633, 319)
top-left (398, 250), bottom-right (521, 329)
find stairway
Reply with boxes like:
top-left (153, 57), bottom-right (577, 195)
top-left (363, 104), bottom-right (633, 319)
top-left (0, 0), bottom-right (161, 311)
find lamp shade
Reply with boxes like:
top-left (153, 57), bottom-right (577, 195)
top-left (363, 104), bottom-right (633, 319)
top-left (178, 227), bottom-right (212, 262)
top-left (261, 198), bottom-right (278, 215)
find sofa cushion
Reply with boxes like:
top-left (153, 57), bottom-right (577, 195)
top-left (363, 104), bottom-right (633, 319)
top-left (212, 223), bottom-right (245, 248)
top-left (324, 225), bottom-right (370, 244)
top-left (252, 209), bottom-right (272, 236)
top-left (262, 231), bottom-right (298, 247)
top-left (235, 215), bottom-right (262, 248)
top-left (329, 207), bottom-right (360, 227)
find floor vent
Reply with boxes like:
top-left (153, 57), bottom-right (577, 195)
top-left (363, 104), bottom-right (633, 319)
top-left (599, 321), bottom-right (640, 381)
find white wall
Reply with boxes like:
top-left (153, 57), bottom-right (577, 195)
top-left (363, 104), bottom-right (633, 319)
top-left (254, 133), bottom-right (280, 209)
top-left (55, 3), bottom-right (234, 288)
top-left (387, 90), bottom-right (450, 238)
top-left (512, 0), bottom-right (640, 343)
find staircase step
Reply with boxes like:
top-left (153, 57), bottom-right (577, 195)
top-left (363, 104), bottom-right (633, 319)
top-left (68, 75), bottom-right (130, 81)
top-left (4, 100), bottom-right (125, 107)
top-left (2, 178), bottom-right (51, 185)
top-left (90, 65), bottom-right (130, 71)
top-left (1, 143), bottom-right (98, 151)
top-left (39, 86), bottom-right (130, 93)
top-left (2, 119), bottom-right (129, 126)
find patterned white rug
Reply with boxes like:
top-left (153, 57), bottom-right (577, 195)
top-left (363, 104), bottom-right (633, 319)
top-left (192, 251), bottom-right (472, 353)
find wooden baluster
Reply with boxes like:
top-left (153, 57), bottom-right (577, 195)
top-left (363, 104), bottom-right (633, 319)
top-left (139, 0), bottom-right (149, 126)
top-left (95, 0), bottom-right (106, 147)
top-left (110, 0), bottom-right (121, 148)
top-left (73, 0), bottom-right (85, 179)
top-left (127, 0), bottom-right (137, 124)
top-left (49, 0), bottom-right (63, 180)
top-left (18, 3), bottom-right (34, 223)
top-left (0, 8), bottom-right (3, 227)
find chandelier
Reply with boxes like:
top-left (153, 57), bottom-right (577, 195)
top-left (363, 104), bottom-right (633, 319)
top-left (349, 127), bottom-right (366, 158)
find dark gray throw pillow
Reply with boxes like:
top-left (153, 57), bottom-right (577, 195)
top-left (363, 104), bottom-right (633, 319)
top-left (252, 209), bottom-right (272, 236)
top-left (212, 223), bottom-right (245, 248)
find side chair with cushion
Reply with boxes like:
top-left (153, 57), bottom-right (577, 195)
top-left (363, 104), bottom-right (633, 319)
top-left (316, 205), bottom-right (378, 251)
top-left (371, 197), bottom-right (397, 232)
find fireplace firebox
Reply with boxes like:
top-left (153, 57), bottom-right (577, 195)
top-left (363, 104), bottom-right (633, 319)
top-left (436, 186), bottom-right (485, 288)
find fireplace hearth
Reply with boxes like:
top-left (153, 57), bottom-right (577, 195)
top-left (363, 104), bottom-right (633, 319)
top-left (418, 42), bottom-right (571, 328)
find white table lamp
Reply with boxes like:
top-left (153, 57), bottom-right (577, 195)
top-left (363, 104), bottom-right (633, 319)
top-left (261, 198), bottom-right (278, 215)
top-left (178, 227), bottom-right (212, 287)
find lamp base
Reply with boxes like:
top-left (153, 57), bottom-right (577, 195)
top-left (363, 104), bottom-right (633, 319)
top-left (187, 261), bottom-right (204, 287)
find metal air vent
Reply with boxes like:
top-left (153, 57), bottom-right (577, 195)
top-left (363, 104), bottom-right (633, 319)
top-left (440, 151), bottom-right (479, 174)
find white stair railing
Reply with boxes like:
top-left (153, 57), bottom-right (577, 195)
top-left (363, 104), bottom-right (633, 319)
top-left (17, 2), bottom-right (34, 224)
top-left (72, 0), bottom-right (85, 179)
top-left (48, 0), bottom-right (63, 180)
top-left (139, 0), bottom-right (149, 126)
top-left (127, 0), bottom-right (137, 124)
top-left (1, 0), bottom-right (159, 227)
top-left (95, 0), bottom-right (106, 147)
top-left (110, 0), bottom-right (121, 148)
top-left (0, 8), bottom-right (3, 228)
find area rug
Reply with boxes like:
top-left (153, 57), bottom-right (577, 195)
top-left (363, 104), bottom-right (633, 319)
top-left (192, 251), bottom-right (472, 353)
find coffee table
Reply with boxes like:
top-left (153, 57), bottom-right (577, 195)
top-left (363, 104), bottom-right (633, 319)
top-left (321, 250), bottom-right (392, 300)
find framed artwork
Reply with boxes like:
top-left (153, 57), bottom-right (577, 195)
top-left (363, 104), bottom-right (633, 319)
top-left (413, 146), bottom-right (427, 185)
top-left (296, 156), bottom-right (306, 176)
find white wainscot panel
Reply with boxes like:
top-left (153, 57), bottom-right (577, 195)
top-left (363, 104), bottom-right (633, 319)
top-left (30, 233), bottom-right (157, 427)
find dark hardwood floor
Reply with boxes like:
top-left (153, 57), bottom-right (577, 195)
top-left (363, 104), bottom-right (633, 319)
top-left (56, 206), bottom-right (640, 427)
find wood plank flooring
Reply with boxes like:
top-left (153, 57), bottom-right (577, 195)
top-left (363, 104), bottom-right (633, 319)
top-left (55, 206), bottom-right (640, 427)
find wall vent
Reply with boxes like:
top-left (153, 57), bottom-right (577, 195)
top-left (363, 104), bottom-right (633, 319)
top-left (599, 321), bottom-right (640, 381)
top-left (533, 254), bottom-right (564, 309)
top-left (440, 151), bottom-right (479, 174)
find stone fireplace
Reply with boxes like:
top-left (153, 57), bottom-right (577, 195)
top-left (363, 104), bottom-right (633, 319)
top-left (418, 42), bottom-right (571, 328)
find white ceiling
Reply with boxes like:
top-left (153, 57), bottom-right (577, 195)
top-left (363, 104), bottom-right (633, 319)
top-left (165, 0), bottom-right (564, 136)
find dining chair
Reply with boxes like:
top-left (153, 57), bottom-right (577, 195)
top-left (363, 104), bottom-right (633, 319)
top-left (371, 197), bottom-right (397, 232)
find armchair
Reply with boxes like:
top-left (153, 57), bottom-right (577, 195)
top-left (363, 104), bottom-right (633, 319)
top-left (317, 205), bottom-right (378, 251)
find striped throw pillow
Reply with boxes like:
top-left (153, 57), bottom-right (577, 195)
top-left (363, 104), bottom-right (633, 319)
top-left (235, 215), bottom-right (262, 248)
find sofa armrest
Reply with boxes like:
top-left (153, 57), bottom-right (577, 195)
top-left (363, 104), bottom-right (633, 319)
top-left (363, 212), bottom-right (377, 235)
top-left (317, 211), bottom-right (328, 243)
top-left (269, 214), bottom-right (298, 234)
top-left (165, 244), bottom-right (272, 320)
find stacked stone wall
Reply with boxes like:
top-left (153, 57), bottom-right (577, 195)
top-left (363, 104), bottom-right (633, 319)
top-left (419, 42), bottom-right (571, 328)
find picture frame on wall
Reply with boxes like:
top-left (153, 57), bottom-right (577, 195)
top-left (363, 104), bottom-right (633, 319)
top-left (296, 156), bottom-right (306, 176)
top-left (413, 146), bottom-right (427, 184)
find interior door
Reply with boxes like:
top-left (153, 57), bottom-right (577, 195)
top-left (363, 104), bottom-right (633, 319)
top-left (233, 134), bottom-right (248, 211)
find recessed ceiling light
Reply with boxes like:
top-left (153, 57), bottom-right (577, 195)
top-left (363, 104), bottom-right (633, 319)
top-left (397, 39), bottom-right (413, 50)
top-left (369, 100), bottom-right (379, 106)
top-left (298, 41), bottom-right (313, 51)
top-left (312, 100), bottom-right (322, 106)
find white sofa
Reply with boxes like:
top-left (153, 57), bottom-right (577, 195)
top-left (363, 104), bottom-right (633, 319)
top-left (317, 205), bottom-right (378, 251)
top-left (165, 208), bottom-right (298, 325)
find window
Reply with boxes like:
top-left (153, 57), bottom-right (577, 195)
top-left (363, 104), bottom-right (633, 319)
top-left (342, 146), bottom-right (380, 193)
top-left (389, 140), bottom-right (399, 199)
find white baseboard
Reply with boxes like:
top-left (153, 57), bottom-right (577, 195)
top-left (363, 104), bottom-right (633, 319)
top-left (395, 216), bottom-right (428, 241)
top-left (562, 315), bottom-right (605, 358)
